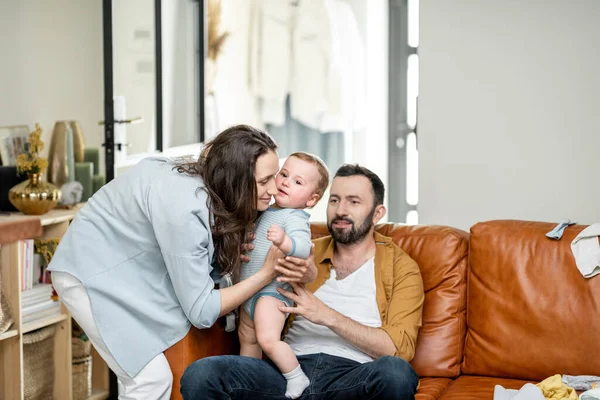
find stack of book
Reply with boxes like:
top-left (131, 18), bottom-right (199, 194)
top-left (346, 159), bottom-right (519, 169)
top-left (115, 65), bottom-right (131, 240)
top-left (20, 239), bottom-right (35, 291)
top-left (21, 284), bottom-right (60, 325)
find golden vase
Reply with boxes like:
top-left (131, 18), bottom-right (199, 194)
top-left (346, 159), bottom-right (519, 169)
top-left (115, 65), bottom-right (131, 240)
top-left (8, 174), bottom-right (62, 215)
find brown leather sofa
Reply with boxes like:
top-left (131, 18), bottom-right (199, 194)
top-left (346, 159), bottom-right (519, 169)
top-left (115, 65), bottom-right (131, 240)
top-left (166, 220), bottom-right (599, 399)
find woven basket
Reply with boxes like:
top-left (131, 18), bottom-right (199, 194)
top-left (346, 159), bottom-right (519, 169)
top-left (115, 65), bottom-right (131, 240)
top-left (72, 337), bottom-right (92, 359)
top-left (72, 356), bottom-right (92, 400)
top-left (0, 271), bottom-right (13, 334)
top-left (23, 325), bottom-right (55, 400)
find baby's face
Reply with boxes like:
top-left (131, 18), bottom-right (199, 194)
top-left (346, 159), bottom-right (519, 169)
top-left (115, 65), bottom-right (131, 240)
top-left (274, 156), bottom-right (320, 209)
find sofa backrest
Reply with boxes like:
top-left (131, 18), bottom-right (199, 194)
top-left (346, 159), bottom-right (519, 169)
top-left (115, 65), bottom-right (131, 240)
top-left (463, 220), bottom-right (600, 381)
top-left (310, 223), bottom-right (469, 378)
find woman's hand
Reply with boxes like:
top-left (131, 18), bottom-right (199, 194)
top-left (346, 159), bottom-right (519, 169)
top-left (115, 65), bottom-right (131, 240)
top-left (219, 244), bottom-right (282, 317)
top-left (259, 246), bottom-right (285, 280)
top-left (275, 243), bottom-right (317, 283)
top-left (240, 231), bottom-right (256, 263)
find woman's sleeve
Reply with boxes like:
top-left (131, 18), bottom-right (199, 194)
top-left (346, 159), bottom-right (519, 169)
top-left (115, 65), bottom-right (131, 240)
top-left (147, 177), bottom-right (221, 330)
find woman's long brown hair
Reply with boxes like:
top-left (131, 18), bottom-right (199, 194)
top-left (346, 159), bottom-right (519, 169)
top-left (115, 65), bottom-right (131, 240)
top-left (176, 125), bottom-right (277, 275)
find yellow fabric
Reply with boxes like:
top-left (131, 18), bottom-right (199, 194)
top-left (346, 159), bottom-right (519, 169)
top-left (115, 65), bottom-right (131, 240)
top-left (536, 374), bottom-right (578, 400)
top-left (282, 231), bottom-right (424, 361)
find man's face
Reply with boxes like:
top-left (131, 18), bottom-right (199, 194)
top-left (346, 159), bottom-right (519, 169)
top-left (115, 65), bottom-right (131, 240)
top-left (327, 175), bottom-right (379, 245)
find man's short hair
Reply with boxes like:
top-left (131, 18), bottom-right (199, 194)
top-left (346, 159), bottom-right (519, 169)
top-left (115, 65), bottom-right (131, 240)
top-left (288, 152), bottom-right (330, 197)
top-left (334, 164), bottom-right (385, 207)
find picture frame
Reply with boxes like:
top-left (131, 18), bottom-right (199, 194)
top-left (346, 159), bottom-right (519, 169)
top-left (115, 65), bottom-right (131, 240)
top-left (0, 124), bottom-right (30, 166)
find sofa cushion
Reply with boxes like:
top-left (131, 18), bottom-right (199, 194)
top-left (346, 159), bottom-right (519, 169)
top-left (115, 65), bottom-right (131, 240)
top-left (437, 375), bottom-right (532, 400)
top-left (416, 378), bottom-right (453, 400)
top-left (463, 220), bottom-right (600, 381)
top-left (165, 322), bottom-right (239, 399)
top-left (311, 223), bottom-right (469, 378)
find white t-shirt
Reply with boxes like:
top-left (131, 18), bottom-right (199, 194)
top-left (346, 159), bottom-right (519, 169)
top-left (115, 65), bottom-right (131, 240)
top-left (284, 257), bottom-right (381, 363)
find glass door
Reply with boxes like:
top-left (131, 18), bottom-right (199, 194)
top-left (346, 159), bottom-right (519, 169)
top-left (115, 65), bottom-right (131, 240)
top-left (102, 0), bottom-right (162, 182)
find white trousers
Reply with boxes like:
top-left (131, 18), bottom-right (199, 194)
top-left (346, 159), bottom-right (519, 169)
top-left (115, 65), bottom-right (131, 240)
top-left (52, 271), bottom-right (173, 400)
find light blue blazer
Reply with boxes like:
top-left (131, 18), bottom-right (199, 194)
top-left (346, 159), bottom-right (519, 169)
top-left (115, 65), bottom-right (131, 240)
top-left (48, 157), bottom-right (221, 377)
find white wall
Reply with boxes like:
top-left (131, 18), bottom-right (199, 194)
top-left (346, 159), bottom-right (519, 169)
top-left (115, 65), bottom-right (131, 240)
top-left (0, 1), bottom-right (103, 171)
top-left (419, 0), bottom-right (600, 230)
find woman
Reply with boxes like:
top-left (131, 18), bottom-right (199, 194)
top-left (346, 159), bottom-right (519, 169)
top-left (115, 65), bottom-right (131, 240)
top-left (49, 125), bottom-right (316, 399)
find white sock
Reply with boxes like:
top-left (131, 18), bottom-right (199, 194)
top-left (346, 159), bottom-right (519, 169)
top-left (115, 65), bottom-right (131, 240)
top-left (282, 365), bottom-right (309, 399)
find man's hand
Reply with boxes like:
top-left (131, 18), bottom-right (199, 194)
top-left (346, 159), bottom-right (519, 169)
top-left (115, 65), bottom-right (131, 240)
top-left (277, 282), bottom-right (333, 325)
top-left (278, 282), bottom-right (397, 359)
top-left (267, 224), bottom-right (286, 247)
top-left (275, 243), bottom-right (317, 283)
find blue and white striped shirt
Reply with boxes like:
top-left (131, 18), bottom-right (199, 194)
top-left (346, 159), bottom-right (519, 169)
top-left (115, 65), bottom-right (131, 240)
top-left (240, 207), bottom-right (312, 295)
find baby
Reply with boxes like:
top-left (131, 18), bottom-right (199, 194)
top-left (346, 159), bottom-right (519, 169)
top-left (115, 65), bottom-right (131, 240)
top-left (239, 151), bottom-right (329, 399)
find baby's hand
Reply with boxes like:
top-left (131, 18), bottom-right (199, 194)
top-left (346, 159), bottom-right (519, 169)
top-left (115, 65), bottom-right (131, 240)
top-left (267, 224), bottom-right (286, 247)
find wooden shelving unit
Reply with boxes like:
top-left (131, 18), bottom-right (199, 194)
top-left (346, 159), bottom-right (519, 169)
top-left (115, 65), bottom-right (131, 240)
top-left (0, 205), bottom-right (109, 400)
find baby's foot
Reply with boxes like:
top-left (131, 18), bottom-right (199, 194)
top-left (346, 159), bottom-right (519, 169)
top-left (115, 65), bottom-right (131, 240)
top-left (283, 365), bottom-right (309, 399)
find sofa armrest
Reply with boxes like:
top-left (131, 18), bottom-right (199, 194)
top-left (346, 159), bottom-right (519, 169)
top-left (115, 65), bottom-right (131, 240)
top-left (165, 319), bottom-right (240, 399)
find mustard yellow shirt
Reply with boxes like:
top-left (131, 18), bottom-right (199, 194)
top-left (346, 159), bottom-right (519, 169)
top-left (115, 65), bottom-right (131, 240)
top-left (283, 231), bottom-right (424, 362)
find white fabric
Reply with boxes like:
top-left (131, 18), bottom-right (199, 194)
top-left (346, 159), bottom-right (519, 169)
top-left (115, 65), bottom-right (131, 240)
top-left (289, 0), bottom-right (332, 129)
top-left (581, 388), bottom-right (600, 400)
top-left (52, 271), bottom-right (172, 400)
top-left (493, 383), bottom-right (544, 400)
top-left (320, 0), bottom-right (366, 134)
top-left (249, 0), bottom-right (334, 129)
top-left (284, 257), bottom-right (380, 363)
top-left (248, 0), bottom-right (291, 126)
top-left (571, 223), bottom-right (600, 278)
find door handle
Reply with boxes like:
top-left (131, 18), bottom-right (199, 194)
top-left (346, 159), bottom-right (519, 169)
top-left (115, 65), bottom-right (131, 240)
top-left (98, 116), bottom-right (144, 125)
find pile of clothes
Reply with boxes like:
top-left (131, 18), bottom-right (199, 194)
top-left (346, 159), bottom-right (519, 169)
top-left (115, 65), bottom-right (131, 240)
top-left (494, 375), bottom-right (600, 400)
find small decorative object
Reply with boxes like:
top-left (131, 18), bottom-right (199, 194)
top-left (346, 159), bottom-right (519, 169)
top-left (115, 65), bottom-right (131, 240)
top-left (74, 162), bottom-right (93, 201)
top-left (34, 238), bottom-right (61, 299)
top-left (47, 120), bottom-right (86, 186)
top-left (92, 174), bottom-right (106, 195)
top-left (34, 238), bottom-right (61, 266)
top-left (59, 181), bottom-right (83, 206)
top-left (83, 147), bottom-right (100, 174)
top-left (8, 124), bottom-right (61, 215)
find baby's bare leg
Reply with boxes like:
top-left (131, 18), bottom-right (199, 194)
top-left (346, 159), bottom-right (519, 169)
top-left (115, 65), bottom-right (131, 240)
top-left (238, 308), bottom-right (263, 359)
top-left (254, 297), bottom-right (309, 399)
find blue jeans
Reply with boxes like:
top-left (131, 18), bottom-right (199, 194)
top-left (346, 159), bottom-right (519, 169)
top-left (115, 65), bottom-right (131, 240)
top-left (181, 353), bottom-right (419, 399)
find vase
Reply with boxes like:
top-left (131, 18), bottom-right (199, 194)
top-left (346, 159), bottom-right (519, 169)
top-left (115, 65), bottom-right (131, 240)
top-left (47, 121), bottom-right (86, 186)
top-left (8, 173), bottom-right (62, 215)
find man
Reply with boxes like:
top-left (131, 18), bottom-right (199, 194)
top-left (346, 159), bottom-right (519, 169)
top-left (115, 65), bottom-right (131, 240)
top-left (181, 164), bottom-right (424, 399)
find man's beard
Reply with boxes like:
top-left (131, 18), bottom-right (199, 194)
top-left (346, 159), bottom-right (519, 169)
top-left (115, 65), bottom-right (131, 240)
top-left (327, 207), bottom-right (376, 245)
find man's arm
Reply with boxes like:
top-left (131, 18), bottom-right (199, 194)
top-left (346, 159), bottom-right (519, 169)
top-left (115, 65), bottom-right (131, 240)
top-left (277, 282), bottom-right (396, 358)
top-left (323, 305), bottom-right (396, 358)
